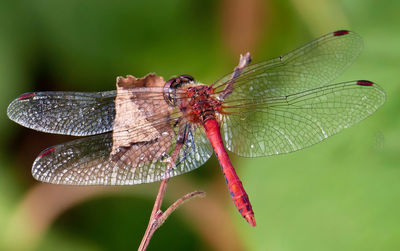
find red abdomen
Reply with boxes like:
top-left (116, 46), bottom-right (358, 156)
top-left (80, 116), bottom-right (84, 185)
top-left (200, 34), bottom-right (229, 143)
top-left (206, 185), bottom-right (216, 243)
top-left (203, 118), bottom-right (256, 226)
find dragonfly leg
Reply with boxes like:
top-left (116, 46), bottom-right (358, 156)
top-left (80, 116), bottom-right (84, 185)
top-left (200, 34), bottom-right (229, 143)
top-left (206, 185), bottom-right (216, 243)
top-left (166, 123), bottom-right (190, 173)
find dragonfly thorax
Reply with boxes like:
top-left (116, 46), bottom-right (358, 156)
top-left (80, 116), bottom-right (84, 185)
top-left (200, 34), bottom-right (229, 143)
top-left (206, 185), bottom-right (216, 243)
top-left (163, 75), bottom-right (222, 124)
top-left (179, 84), bottom-right (222, 124)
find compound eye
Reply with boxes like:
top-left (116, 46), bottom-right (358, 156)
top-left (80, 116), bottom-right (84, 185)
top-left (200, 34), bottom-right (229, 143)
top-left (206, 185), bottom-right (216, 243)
top-left (165, 78), bottom-right (175, 89)
top-left (163, 77), bottom-right (178, 106)
top-left (179, 74), bottom-right (195, 82)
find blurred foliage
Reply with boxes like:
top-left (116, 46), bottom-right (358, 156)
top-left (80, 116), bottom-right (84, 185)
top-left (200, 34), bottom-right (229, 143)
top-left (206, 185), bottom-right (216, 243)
top-left (0, 0), bottom-right (399, 250)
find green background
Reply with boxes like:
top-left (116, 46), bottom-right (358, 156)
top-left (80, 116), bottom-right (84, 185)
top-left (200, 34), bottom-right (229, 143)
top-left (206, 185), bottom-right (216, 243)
top-left (0, 0), bottom-right (399, 250)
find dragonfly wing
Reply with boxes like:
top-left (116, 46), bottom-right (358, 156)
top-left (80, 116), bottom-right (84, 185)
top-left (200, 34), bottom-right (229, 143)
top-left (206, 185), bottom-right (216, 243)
top-left (32, 125), bottom-right (213, 185)
top-left (220, 81), bottom-right (386, 157)
top-left (7, 91), bottom-right (116, 136)
top-left (213, 30), bottom-right (363, 98)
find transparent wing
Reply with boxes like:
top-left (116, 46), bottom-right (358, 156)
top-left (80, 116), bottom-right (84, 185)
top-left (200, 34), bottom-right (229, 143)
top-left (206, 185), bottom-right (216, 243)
top-left (32, 125), bottom-right (213, 185)
top-left (220, 81), bottom-right (386, 157)
top-left (7, 91), bottom-right (116, 136)
top-left (7, 87), bottom-right (180, 137)
top-left (213, 30), bottom-right (363, 99)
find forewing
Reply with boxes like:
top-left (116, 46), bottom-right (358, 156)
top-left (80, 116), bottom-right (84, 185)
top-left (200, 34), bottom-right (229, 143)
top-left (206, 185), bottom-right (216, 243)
top-left (32, 125), bottom-right (213, 185)
top-left (7, 91), bottom-right (116, 136)
top-left (220, 81), bottom-right (386, 157)
top-left (213, 31), bottom-right (363, 99)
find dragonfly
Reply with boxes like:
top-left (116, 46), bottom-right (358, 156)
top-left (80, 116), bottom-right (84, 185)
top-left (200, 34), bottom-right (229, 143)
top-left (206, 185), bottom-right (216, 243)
top-left (7, 30), bottom-right (386, 226)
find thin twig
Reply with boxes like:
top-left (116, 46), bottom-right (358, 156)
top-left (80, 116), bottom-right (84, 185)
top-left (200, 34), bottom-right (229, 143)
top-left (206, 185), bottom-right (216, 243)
top-left (138, 178), bottom-right (169, 251)
top-left (138, 138), bottom-right (205, 251)
top-left (219, 52), bottom-right (252, 101)
top-left (158, 191), bottom-right (206, 226)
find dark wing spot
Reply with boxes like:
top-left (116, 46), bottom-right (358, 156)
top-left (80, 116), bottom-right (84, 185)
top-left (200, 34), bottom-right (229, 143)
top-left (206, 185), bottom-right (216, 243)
top-left (333, 30), bottom-right (350, 36)
top-left (18, 92), bottom-right (36, 100)
top-left (357, 80), bottom-right (374, 86)
top-left (39, 147), bottom-right (55, 158)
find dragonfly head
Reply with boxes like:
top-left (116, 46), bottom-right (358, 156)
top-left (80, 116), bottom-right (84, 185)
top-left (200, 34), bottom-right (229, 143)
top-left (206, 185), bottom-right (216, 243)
top-left (163, 75), bottom-right (195, 106)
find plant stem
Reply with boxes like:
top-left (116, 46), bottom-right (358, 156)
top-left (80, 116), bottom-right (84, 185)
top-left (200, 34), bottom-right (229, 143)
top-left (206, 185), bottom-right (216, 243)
top-left (138, 139), bottom-right (205, 251)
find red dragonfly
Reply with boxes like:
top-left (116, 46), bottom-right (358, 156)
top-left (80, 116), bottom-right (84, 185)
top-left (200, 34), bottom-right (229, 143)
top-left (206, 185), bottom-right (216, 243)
top-left (7, 30), bottom-right (385, 226)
